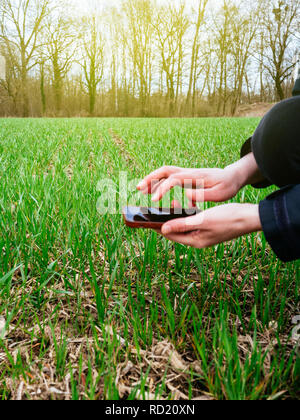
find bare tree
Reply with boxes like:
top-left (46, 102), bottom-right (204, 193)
top-left (211, 0), bottom-right (235, 115)
top-left (36, 45), bottom-right (49, 115)
top-left (186, 0), bottom-right (208, 115)
top-left (260, 0), bottom-right (300, 100)
top-left (0, 0), bottom-right (51, 116)
top-left (0, 46), bottom-right (20, 113)
top-left (106, 7), bottom-right (122, 115)
top-left (153, 2), bottom-right (189, 115)
top-left (45, 15), bottom-right (75, 114)
top-left (79, 16), bottom-right (105, 116)
top-left (0, 0), bottom-right (299, 118)
top-left (230, 1), bottom-right (259, 115)
top-left (123, 0), bottom-right (155, 116)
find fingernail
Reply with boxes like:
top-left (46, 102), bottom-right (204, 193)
top-left (162, 226), bottom-right (171, 235)
top-left (137, 182), bottom-right (145, 190)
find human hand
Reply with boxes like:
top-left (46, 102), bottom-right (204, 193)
top-left (157, 203), bottom-right (262, 249)
top-left (137, 153), bottom-right (264, 204)
top-left (137, 166), bottom-right (242, 203)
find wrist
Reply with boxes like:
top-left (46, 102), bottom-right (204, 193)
top-left (225, 153), bottom-right (262, 190)
top-left (240, 204), bottom-right (262, 233)
top-left (224, 164), bottom-right (246, 192)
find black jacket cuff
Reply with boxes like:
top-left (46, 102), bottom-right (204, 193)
top-left (259, 186), bottom-right (300, 262)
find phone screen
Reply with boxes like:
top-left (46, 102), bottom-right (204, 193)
top-left (123, 206), bottom-right (200, 228)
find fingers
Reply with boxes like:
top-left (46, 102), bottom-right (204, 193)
top-left (161, 214), bottom-right (201, 235)
top-left (151, 176), bottom-right (180, 202)
top-left (186, 187), bottom-right (224, 203)
top-left (138, 167), bottom-right (228, 203)
top-left (137, 166), bottom-right (179, 193)
top-left (188, 200), bottom-right (198, 210)
top-left (151, 171), bottom-right (202, 202)
top-left (171, 200), bottom-right (182, 209)
top-left (186, 189), bottom-right (204, 203)
top-left (148, 178), bottom-right (166, 196)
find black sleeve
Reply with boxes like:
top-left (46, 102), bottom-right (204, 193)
top-left (240, 97), bottom-right (300, 189)
top-left (240, 137), bottom-right (272, 189)
top-left (259, 185), bottom-right (300, 262)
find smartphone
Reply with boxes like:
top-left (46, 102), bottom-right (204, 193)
top-left (123, 206), bottom-right (201, 229)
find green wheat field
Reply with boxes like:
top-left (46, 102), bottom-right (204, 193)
top-left (0, 118), bottom-right (299, 400)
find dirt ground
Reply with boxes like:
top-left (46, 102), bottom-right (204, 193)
top-left (237, 103), bottom-right (275, 118)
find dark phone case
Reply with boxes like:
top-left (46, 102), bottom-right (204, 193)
top-left (123, 206), bottom-right (201, 229)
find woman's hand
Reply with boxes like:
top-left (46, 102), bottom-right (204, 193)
top-left (157, 203), bottom-right (262, 249)
top-left (138, 166), bottom-right (243, 203)
top-left (137, 153), bottom-right (263, 203)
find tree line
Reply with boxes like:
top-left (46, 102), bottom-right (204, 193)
top-left (0, 0), bottom-right (299, 118)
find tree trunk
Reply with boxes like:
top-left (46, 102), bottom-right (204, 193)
top-left (21, 64), bottom-right (29, 117)
top-left (186, 1), bottom-right (207, 110)
top-left (89, 87), bottom-right (96, 116)
top-left (275, 75), bottom-right (284, 101)
top-left (54, 76), bottom-right (62, 113)
top-left (40, 63), bottom-right (46, 115)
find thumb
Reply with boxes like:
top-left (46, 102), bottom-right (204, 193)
top-left (161, 214), bottom-right (200, 235)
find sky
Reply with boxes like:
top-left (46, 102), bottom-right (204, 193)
top-left (70, 0), bottom-right (212, 15)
